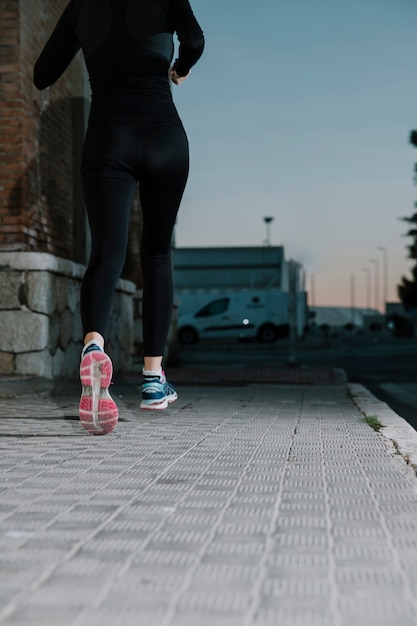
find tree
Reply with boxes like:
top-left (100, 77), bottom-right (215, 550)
top-left (398, 131), bottom-right (417, 311)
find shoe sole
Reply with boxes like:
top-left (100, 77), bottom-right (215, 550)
top-left (79, 352), bottom-right (118, 435)
top-left (140, 392), bottom-right (178, 411)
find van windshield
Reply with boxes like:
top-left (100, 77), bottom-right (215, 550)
top-left (195, 298), bottom-right (229, 318)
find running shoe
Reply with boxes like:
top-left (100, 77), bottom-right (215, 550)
top-left (79, 344), bottom-right (118, 435)
top-left (140, 371), bottom-right (178, 410)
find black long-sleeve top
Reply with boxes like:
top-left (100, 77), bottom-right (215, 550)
top-left (34, 0), bottom-right (204, 99)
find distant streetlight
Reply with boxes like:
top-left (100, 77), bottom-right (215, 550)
top-left (350, 274), bottom-right (356, 324)
top-left (288, 260), bottom-right (297, 366)
top-left (263, 216), bottom-right (274, 246)
top-left (310, 273), bottom-right (316, 307)
top-left (362, 268), bottom-right (370, 312)
top-left (370, 258), bottom-right (379, 312)
top-left (377, 246), bottom-right (388, 312)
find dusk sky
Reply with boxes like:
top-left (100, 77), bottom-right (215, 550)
top-left (172, 0), bottom-right (417, 309)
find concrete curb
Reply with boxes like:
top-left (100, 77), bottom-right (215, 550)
top-left (349, 382), bottom-right (417, 471)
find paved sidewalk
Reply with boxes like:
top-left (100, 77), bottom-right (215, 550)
top-left (0, 374), bottom-right (417, 625)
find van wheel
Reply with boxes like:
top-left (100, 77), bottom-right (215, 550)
top-left (257, 324), bottom-right (277, 344)
top-left (178, 326), bottom-right (199, 345)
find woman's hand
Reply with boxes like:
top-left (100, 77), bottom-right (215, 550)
top-left (169, 66), bottom-right (191, 85)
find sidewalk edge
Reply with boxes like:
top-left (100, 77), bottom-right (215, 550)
top-left (349, 383), bottom-right (417, 472)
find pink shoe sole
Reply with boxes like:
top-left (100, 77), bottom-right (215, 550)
top-left (79, 351), bottom-right (118, 435)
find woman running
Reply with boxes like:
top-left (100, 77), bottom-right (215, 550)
top-left (34, 0), bottom-right (204, 434)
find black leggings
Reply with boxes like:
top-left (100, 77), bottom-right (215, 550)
top-left (80, 122), bottom-right (189, 356)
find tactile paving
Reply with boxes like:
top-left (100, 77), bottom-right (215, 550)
top-left (0, 383), bottom-right (417, 625)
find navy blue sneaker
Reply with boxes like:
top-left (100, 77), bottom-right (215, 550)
top-left (140, 371), bottom-right (178, 410)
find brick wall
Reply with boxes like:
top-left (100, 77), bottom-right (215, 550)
top-left (0, 1), bottom-right (157, 378)
top-left (0, 0), bottom-right (86, 261)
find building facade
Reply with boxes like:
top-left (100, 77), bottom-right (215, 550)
top-left (173, 246), bottom-right (306, 296)
top-left (0, 1), bottom-right (143, 379)
top-left (173, 246), bottom-right (291, 294)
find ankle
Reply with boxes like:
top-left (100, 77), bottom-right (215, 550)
top-left (143, 356), bottom-right (163, 372)
top-left (84, 332), bottom-right (104, 350)
top-left (143, 368), bottom-right (162, 378)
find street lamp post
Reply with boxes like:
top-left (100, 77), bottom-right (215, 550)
top-left (310, 273), bottom-right (316, 307)
top-left (263, 216), bottom-right (274, 246)
top-left (362, 268), bottom-right (370, 312)
top-left (377, 246), bottom-right (388, 313)
top-left (370, 258), bottom-right (379, 312)
top-left (350, 274), bottom-right (355, 325)
top-left (288, 260), bottom-right (297, 366)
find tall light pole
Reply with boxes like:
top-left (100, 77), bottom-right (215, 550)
top-left (350, 274), bottom-right (356, 325)
top-left (263, 216), bottom-right (274, 246)
top-left (288, 260), bottom-right (297, 366)
top-left (370, 258), bottom-right (379, 312)
top-left (377, 246), bottom-right (388, 313)
top-left (310, 273), bottom-right (316, 307)
top-left (362, 267), bottom-right (370, 312)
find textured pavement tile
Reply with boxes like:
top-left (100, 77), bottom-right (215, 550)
top-left (169, 615), bottom-right (243, 626)
top-left (175, 590), bottom-right (251, 614)
top-left (254, 608), bottom-right (334, 626)
top-left (74, 609), bottom-right (167, 626)
top-left (133, 549), bottom-right (197, 568)
top-left (338, 594), bottom-right (416, 623)
top-left (266, 552), bottom-right (330, 577)
top-left (335, 567), bottom-right (404, 588)
top-left (0, 607), bottom-right (77, 626)
top-left (1, 384), bottom-right (417, 626)
top-left (261, 577), bottom-right (331, 599)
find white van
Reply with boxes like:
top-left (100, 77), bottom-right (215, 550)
top-left (177, 291), bottom-right (291, 344)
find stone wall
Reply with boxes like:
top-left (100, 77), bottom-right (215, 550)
top-left (0, 252), bottom-right (135, 379)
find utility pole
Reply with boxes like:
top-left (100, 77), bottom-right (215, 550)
top-left (370, 258), bottom-right (379, 312)
top-left (288, 260), bottom-right (298, 366)
top-left (310, 273), bottom-right (316, 307)
top-left (350, 274), bottom-right (355, 325)
top-left (362, 268), bottom-right (370, 311)
top-left (377, 246), bottom-right (388, 313)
